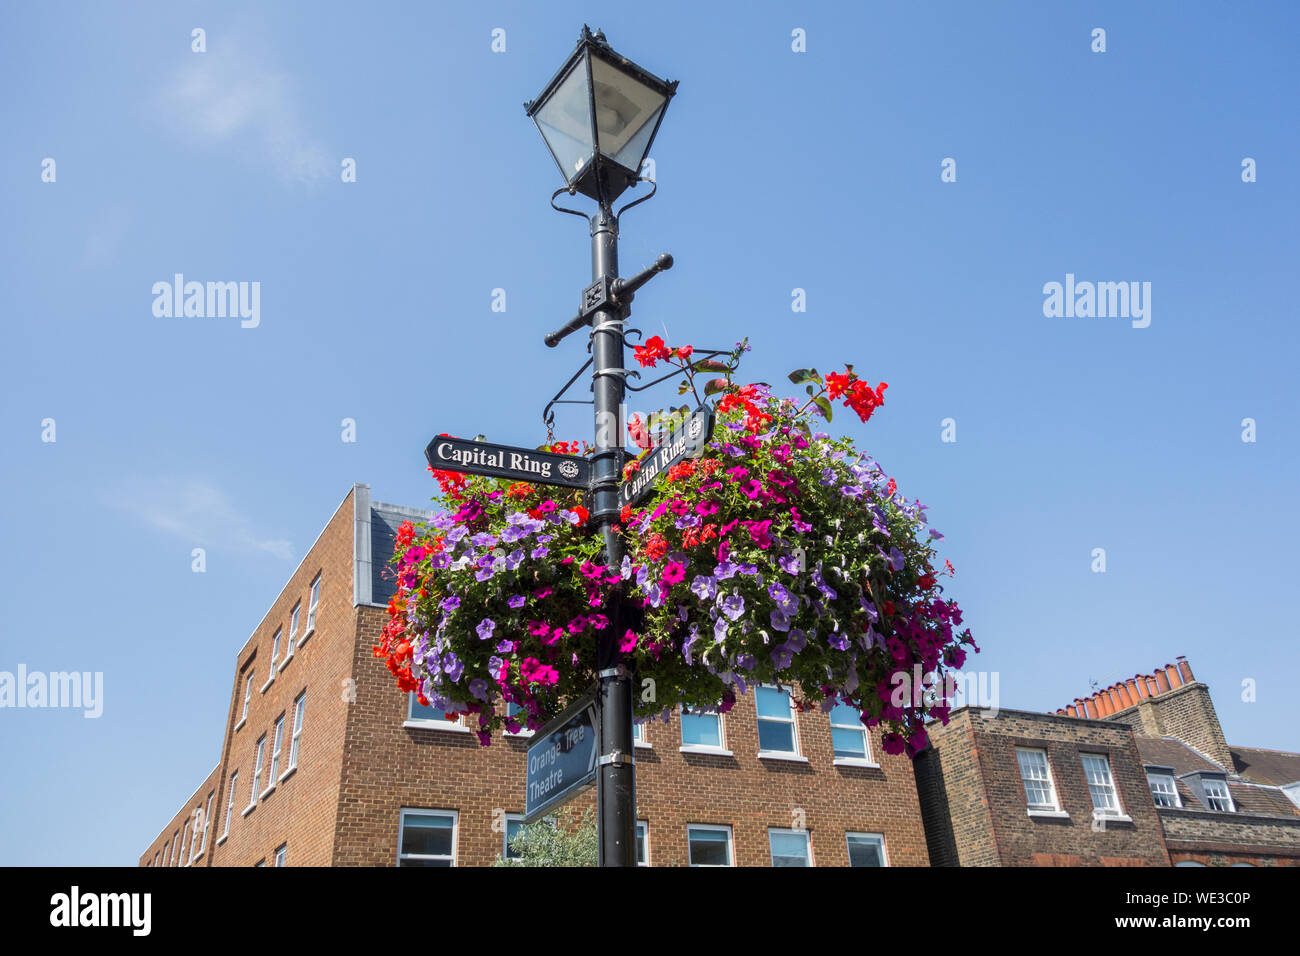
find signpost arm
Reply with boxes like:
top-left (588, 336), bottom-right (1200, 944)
top-left (589, 200), bottom-right (637, 867)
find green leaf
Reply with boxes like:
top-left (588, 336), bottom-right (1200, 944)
top-left (693, 359), bottom-right (729, 373)
top-left (813, 396), bottom-right (833, 421)
top-left (704, 377), bottom-right (729, 397)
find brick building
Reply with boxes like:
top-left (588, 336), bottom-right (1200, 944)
top-left (139, 483), bottom-right (930, 867)
top-left (914, 658), bottom-right (1300, 866)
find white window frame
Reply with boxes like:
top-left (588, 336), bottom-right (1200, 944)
top-left (1202, 777), bottom-right (1235, 812)
top-left (398, 808), bottom-right (458, 867)
top-left (245, 735), bottom-right (266, 814)
top-left (267, 714), bottom-right (285, 790)
top-left (1082, 753), bottom-right (1129, 821)
top-left (756, 685), bottom-right (804, 760)
top-left (195, 791), bottom-right (214, 858)
top-left (846, 831), bottom-right (888, 867)
top-left (171, 831), bottom-right (179, 866)
top-left (1146, 769), bottom-right (1182, 808)
top-left (162, 839), bottom-right (171, 868)
top-left (502, 813), bottom-right (526, 861)
top-left (303, 574), bottom-right (321, 643)
top-left (679, 705), bottom-right (730, 755)
top-left (829, 701), bottom-right (876, 766)
top-left (262, 630), bottom-right (280, 691)
top-left (180, 820), bottom-right (191, 867)
top-left (632, 720), bottom-right (650, 748)
top-left (686, 824), bottom-right (734, 867)
top-left (768, 827), bottom-right (813, 867)
top-left (236, 671), bottom-right (253, 730)
top-left (405, 692), bottom-right (469, 732)
top-left (274, 844), bottom-right (287, 867)
top-left (286, 691), bottom-right (305, 775)
top-left (1016, 747), bottom-right (1065, 816)
top-left (504, 701), bottom-right (534, 737)
top-left (636, 820), bottom-right (649, 866)
top-left (282, 604), bottom-right (299, 668)
top-left (220, 771), bottom-right (238, 841)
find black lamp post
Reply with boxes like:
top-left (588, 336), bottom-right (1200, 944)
top-left (527, 26), bottom-right (677, 867)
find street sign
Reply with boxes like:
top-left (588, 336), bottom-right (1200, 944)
top-left (524, 691), bottom-right (600, 822)
top-left (618, 405), bottom-right (715, 508)
top-left (425, 436), bottom-right (591, 489)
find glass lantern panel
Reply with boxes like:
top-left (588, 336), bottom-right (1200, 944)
top-left (535, 56), bottom-right (594, 183)
top-left (590, 56), bottom-right (666, 172)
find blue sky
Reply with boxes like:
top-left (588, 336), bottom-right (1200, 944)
top-left (1, 1), bottom-right (1296, 865)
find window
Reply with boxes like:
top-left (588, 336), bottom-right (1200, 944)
top-left (222, 772), bottom-right (239, 838)
top-left (1203, 778), bottom-right (1235, 812)
top-left (248, 735), bottom-right (266, 809)
top-left (162, 840), bottom-right (170, 868)
top-left (238, 672), bottom-right (253, 726)
top-left (829, 702), bottom-right (873, 763)
top-left (283, 605), bottom-right (299, 665)
top-left (756, 685), bottom-right (800, 756)
top-left (196, 791), bottom-right (214, 856)
top-left (264, 630), bottom-right (281, 688)
top-left (180, 821), bottom-right (191, 866)
top-left (632, 721), bottom-right (648, 747)
top-left (687, 825), bottom-right (733, 866)
top-left (768, 828), bottom-right (812, 867)
top-left (398, 810), bottom-right (457, 866)
top-left (1147, 770), bottom-right (1181, 808)
top-left (505, 701), bottom-right (533, 736)
top-left (305, 575), bottom-right (321, 638)
top-left (1081, 754), bottom-right (1123, 816)
top-left (636, 821), bottom-right (649, 866)
top-left (288, 692), bottom-right (305, 771)
top-left (680, 706), bottom-right (724, 750)
top-left (503, 814), bottom-right (525, 861)
top-left (1016, 748), bottom-right (1061, 812)
top-left (269, 714), bottom-right (285, 785)
top-left (171, 831), bottom-right (179, 866)
top-left (274, 844), bottom-right (287, 867)
top-left (407, 692), bottom-right (467, 730)
top-left (846, 832), bottom-right (886, 867)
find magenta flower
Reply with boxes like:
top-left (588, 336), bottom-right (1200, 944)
top-left (662, 561), bottom-right (687, 586)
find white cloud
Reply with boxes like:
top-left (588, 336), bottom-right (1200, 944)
top-left (159, 40), bottom-right (331, 184)
top-left (113, 477), bottom-right (294, 561)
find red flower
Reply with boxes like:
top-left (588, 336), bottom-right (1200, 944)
top-left (633, 336), bottom-right (672, 368)
top-left (825, 371), bottom-right (852, 399)
top-left (627, 414), bottom-right (652, 450)
top-left (645, 536), bottom-right (668, 562)
top-left (674, 345), bottom-right (694, 361)
top-left (843, 380), bottom-right (888, 423)
top-left (572, 505), bottom-right (589, 524)
top-left (620, 504), bottom-right (633, 524)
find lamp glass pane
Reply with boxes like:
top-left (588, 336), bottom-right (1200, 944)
top-left (534, 56), bottom-right (594, 183)
top-left (590, 56), bottom-right (666, 171)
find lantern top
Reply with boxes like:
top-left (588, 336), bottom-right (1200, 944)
top-left (525, 26), bottom-right (678, 205)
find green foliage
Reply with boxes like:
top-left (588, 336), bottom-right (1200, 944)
top-left (493, 807), bottom-right (597, 867)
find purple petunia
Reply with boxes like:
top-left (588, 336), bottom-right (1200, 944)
top-left (476, 618), bottom-right (496, 641)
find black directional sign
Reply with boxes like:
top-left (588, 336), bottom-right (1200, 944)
top-left (619, 405), bottom-right (715, 508)
top-left (425, 436), bottom-right (592, 489)
top-left (524, 691), bottom-right (599, 822)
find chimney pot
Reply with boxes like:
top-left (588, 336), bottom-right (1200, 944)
top-left (1165, 663), bottom-right (1183, 689)
top-left (1155, 670), bottom-right (1171, 693)
top-left (1176, 657), bottom-right (1194, 683)
top-left (1126, 677), bottom-right (1142, 702)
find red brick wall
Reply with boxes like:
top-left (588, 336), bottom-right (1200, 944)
top-left (918, 709), bottom-right (1170, 867)
top-left (335, 608), bottom-right (930, 866)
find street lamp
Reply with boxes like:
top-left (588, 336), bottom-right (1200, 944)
top-left (526, 25), bottom-right (677, 204)
top-left (527, 27), bottom-right (677, 867)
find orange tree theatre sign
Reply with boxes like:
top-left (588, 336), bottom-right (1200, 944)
top-left (524, 689), bottom-right (599, 822)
